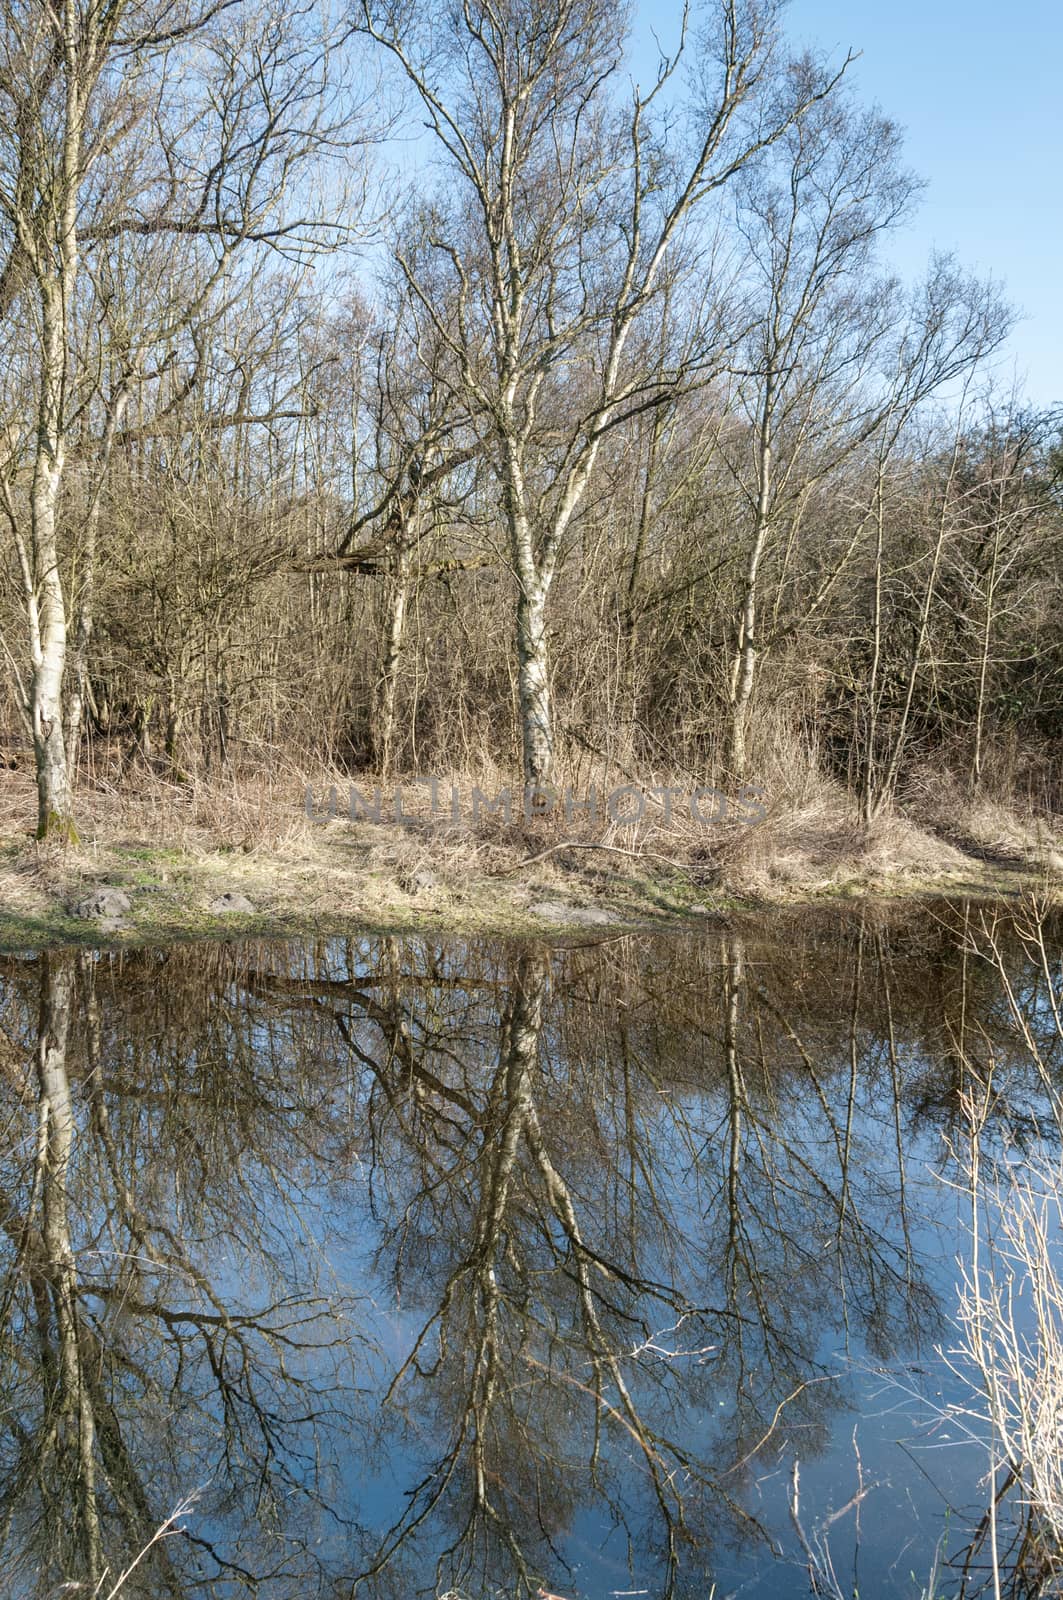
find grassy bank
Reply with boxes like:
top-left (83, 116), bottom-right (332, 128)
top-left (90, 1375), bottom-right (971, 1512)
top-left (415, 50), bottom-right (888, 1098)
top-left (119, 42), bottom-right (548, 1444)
top-left (0, 765), bottom-right (1059, 950)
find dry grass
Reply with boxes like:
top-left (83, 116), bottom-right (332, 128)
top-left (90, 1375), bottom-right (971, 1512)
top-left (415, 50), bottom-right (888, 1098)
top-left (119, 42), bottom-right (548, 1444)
top-left (929, 1109), bottom-right (1063, 1597)
top-left (718, 784), bottom-right (984, 898)
top-left (962, 909), bottom-right (1063, 1550)
top-left (955, 1144), bottom-right (1063, 1548)
top-left (0, 754), bottom-right (1057, 948)
top-left (928, 907), bottom-right (1063, 1595)
top-left (902, 766), bottom-right (1063, 872)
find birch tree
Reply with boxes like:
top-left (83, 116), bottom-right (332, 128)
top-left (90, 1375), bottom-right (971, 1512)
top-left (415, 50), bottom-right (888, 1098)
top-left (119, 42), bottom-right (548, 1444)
top-left (721, 91), bottom-right (916, 777)
top-left (355, 0), bottom-right (849, 788)
top-left (0, 0), bottom-right (362, 836)
top-left (719, 90), bottom-right (1013, 780)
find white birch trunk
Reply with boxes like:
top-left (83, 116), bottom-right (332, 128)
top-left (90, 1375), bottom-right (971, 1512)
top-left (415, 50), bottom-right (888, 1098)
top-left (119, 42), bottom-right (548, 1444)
top-left (515, 573), bottom-right (553, 788)
top-left (373, 543), bottom-right (412, 775)
top-left (30, 284), bottom-right (74, 838)
top-left (728, 416), bottom-right (772, 780)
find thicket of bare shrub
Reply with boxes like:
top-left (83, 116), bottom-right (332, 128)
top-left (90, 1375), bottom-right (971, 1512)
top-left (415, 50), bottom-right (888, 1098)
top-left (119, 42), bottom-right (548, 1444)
top-left (0, 0), bottom-right (1059, 846)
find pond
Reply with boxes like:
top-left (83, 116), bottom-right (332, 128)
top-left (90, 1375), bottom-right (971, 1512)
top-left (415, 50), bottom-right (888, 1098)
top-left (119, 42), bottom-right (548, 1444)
top-left (2, 900), bottom-right (1062, 1599)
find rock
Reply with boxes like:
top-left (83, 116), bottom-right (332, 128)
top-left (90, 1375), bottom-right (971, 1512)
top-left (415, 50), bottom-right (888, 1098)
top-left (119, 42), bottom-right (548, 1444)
top-left (573, 906), bottom-right (619, 926)
top-left (528, 900), bottom-right (572, 921)
top-left (689, 902), bottom-right (728, 921)
top-left (528, 900), bottom-right (617, 926)
top-left (74, 886), bottom-right (132, 921)
top-left (209, 892), bottom-right (255, 914)
top-left (398, 867), bottom-right (437, 894)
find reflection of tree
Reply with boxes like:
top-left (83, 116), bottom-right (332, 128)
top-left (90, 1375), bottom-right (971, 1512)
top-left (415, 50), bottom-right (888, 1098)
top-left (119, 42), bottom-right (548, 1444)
top-left (260, 945), bottom-right (726, 1597)
top-left (0, 948), bottom-right (367, 1597)
top-left (15, 955), bottom-right (106, 1583)
top-left (0, 906), bottom-right (1057, 1598)
top-left (252, 921), bottom-right (982, 1597)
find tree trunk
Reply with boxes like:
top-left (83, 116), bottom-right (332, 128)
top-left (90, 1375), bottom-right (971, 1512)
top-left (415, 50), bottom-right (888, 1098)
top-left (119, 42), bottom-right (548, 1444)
top-left (728, 419), bottom-right (772, 781)
top-left (515, 576), bottom-right (553, 789)
top-left (504, 436), bottom-right (556, 789)
top-left (860, 472), bottom-right (887, 826)
top-left (373, 543), bottom-right (412, 775)
top-left (869, 435), bottom-right (960, 821)
top-left (30, 433), bottom-right (75, 840)
top-left (24, 86), bottom-right (79, 839)
top-left (620, 409), bottom-right (664, 748)
top-left (728, 573), bottom-right (758, 780)
top-left (165, 683), bottom-right (188, 777)
top-left (971, 503), bottom-right (1003, 795)
top-left (66, 385), bottom-right (129, 783)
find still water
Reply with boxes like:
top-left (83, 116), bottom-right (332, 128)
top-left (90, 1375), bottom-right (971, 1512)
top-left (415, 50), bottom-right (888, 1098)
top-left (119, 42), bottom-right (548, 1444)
top-left (1, 901), bottom-right (1061, 1598)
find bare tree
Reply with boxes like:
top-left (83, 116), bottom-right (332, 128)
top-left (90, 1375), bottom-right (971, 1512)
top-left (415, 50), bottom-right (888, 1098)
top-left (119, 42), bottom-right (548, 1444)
top-left (718, 91), bottom-right (1010, 779)
top-left (0, 0), bottom-right (366, 835)
top-left (354, 0), bottom-right (850, 788)
top-left (720, 90), bottom-right (916, 777)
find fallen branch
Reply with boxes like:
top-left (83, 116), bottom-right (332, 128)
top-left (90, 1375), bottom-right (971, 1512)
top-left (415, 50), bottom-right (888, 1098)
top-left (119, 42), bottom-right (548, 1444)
top-left (500, 838), bottom-right (710, 879)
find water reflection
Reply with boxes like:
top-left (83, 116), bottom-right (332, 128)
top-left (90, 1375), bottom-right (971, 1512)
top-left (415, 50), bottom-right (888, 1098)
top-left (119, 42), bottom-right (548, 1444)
top-left (0, 903), bottom-right (1059, 1598)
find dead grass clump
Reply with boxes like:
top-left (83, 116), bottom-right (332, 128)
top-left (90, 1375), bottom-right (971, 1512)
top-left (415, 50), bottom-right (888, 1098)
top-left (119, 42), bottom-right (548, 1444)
top-left (858, 812), bottom-right (969, 878)
top-left (953, 1146), bottom-right (1063, 1552)
top-left (901, 765), bottom-right (1063, 871)
top-left (935, 923), bottom-right (1063, 1591)
top-left (718, 776), bottom-right (864, 896)
top-left (935, 1111), bottom-right (1063, 1594)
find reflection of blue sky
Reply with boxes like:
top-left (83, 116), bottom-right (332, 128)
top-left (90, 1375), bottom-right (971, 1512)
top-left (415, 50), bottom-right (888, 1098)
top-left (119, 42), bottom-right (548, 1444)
top-left (15, 921), bottom-right (1059, 1598)
top-left (200, 929), bottom-right (1062, 1597)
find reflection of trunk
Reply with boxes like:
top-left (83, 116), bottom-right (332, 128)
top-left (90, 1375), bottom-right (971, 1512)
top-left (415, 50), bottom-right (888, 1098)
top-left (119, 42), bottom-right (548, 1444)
top-left (36, 953), bottom-right (103, 1582)
top-left (477, 949), bottom-right (547, 1273)
top-left (873, 925), bottom-right (914, 1276)
top-left (469, 951), bottom-right (547, 1529)
top-left (721, 934), bottom-right (746, 1299)
top-left (838, 920), bottom-right (863, 1251)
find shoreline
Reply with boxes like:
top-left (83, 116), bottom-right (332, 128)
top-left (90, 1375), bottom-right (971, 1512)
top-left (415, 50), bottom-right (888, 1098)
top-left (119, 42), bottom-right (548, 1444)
top-left (1, 775), bottom-right (1058, 950)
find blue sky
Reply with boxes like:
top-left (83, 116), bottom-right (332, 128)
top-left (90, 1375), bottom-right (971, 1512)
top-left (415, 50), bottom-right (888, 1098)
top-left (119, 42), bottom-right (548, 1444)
top-left (637, 0), bottom-right (1062, 406)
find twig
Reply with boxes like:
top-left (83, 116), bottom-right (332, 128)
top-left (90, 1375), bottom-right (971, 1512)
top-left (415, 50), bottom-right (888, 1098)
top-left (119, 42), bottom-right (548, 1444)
top-left (500, 839), bottom-right (708, 878)
top-left (97, 1493), bottom-right (198, 1598)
